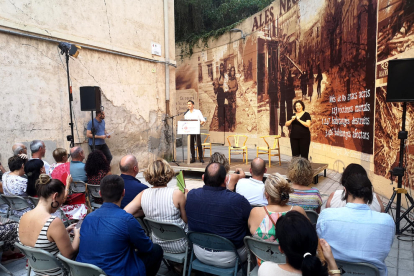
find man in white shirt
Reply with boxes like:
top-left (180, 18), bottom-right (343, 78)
top-left (29, 140), bottom-right (50, 175)
top-left (236, 157), bottom-right (268, 206)
top-left (184, 100), bottom-right (206, 163)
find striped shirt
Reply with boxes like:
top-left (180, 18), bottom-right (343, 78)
top-left (288, 187), bottom-right (322, 212)
top-left (18, 216), bottom-right (63, 276)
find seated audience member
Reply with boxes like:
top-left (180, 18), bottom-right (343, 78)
top-left (186, 163), bottom-right (251, 268)
top-left (259, 211), bottom-right (340, 276)
top-left (209, 152), bottom-right (245, 191)
top-left (2, 155), bottom-right (33, 216)
top-left (29, 140), bottom-right (50, 175)
top-left (0, 218), bottom-right (22, 262)
top-left (77, 175), bottom-right (163, 276)
top-left (248, 173), bottom-right (306, 265)
top-left (287, 157), bottom-right (322, 213)
top-left (317, 174), bottom-right (394, 276)
top-left (125, 159), bottom-right (187, 253)
top-left (24, 159), bottom-right (45, 197)
top-left (85, 150), bottom-right (111, 185)
top-left (69, 146), bottom-right (87, 182)
top-left (50, 148), bottom-right (68, 175)
top-left (18, 175), bottom-right (79, 276)
top-left (326, 163), bottom-right (384, 212)
top-left (119, 155), bottom-right (148, 208)
top-left (12, 143), bottom-right (27, 156)
top-left (236, 157), bottom-right (268, 205)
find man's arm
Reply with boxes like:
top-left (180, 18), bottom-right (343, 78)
top-left (86, 130), bottom-right (106, 140)
top-left (0, 162), bottom-right (6, 173)
top-left (127, 216), bottom-right (153, 253)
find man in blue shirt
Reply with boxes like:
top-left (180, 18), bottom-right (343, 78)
top-left (186, 163), bottom-right (251, 267)
top-left (86, 110), bottom-right (112, 164)
top-left (119, 154), bottom-right (148, 209)
top-left (69, 146), bottom-right (87, 182)
top-left (76, 175), bottom-right (163, 276)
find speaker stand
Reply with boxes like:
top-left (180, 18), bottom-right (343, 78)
top-left (64, 50), bottom-right (75, 148)
top-left (91, 111), bottom-right (96, 151)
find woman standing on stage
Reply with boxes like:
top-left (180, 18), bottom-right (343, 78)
top-left (285, 100), bottom-right (311, 159)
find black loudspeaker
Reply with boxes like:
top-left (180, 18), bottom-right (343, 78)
top-left (80, 86), bottom-right (102, 111)
top-left (386, 58), bottom-right (414, 102)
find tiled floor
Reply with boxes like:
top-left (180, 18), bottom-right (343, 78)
top-left (3, 146), bottom-right (414, 275)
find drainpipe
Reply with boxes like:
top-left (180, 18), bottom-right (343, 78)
top-left (164, 0), bottom-right (170, 115)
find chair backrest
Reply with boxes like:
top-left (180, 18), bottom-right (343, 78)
top-left (70, 181), bottom-right (86, 194)
top-left (57, 253), bottom-right (107, 276)
top-left (188, 232), bottom-right (236, 252)
top-left (14, 242), bottom-right (68, 275)
top-left (260, 135), bottom-right (280, 149)
top-left (87, 184), bottom-right (101, 199)
top-left (28, 196), bottom-right (39, 206)
top-left (244, 236), bottom-right (285, 263)
top-left (0, 195), bottom-right (10, 217)
top-left (2, 195), bottom-right (32, 211)
top-left (336, 260), bottom-right (380, 276)
top-left (305, 210), bottom-right (319, 225)
top-left (144, 218), bottom-right (188, 241)
top-left (136, 217), bottom-right (150, 237)
top-left (200, 133), bottom-right (210, 143)
top-left (227, 135), bottom-right (248, 147)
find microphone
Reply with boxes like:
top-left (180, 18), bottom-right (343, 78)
top-left (184, 109), bottom-right (189, 115)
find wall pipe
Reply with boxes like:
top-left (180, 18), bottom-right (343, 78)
top-left (164, 0), bottom-right (170, 101)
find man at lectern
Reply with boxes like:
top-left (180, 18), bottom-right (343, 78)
top-left (185, 100), bottom-right (206, 163)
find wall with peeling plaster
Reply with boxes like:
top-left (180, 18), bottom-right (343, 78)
top-left (0, 0), bottom-right (176, 172)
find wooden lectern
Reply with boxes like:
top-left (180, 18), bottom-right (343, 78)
top-left (177, 119), bottom-right (200, 165)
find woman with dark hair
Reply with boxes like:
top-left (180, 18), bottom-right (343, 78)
top-left (85, 150), bottom-right (111, 185)
top-left (24, 158), bottom-right (45, 197)
top-left (317, 174), bottom-right (395, 276)
top-left (285, 100), bottom-right (311, 159)
top-left (259, 211), bottom-right (340, 276)
top-left (326, 164), bottom-right (384, 212)
top-left (18, 174), bottom-right (80, 276)
top-left (228, 66), bottom-right (238, 131)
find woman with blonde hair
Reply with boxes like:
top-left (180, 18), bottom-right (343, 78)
top-left (209, 152), bottom-right (245, 191)
top-left (287, 157), bottom-right (322, 213)
top-left (125, 159), bottom-right (188, 253)
top-left (248, 173), bottom-right (306, 265)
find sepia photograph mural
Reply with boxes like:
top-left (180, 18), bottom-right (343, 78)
top-left (177, 0), bottom-right (380, 155)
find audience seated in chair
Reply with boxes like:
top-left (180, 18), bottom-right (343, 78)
top-left (29, 140), bottom-right (50, 175)
top-left (49, 148), bottom-right (69, 176)
top-left (248, 173), bottom-right (306, 265)
top-left (69, 147), bottom-right (87, 183)
top-left (12, 143), bottom-right (27, 156)
top-left (125, 159), bottom-right (188, 253)
top-left (259, 211), bottom-right (340, 276)
top-left (287, 157), bottom-right (322, 213)
top-left (76, 175), bottom-right (163, 276)
top-left (317, 173), bottom-right (394, 276)
top-left (209, 152), bottom-right (245, 191)
top-left (326, 163), bottom-right (384, 212)
top-left (185, 162), bottom-right (250, 268)
top-left (85, 150), bottom-right (111, 185)
top-left (119, 155), bottom-right (148, 209)
top-left (18, 175), bottom-right (79, 276)
top-left (236, 157), bottom-right (268, 206)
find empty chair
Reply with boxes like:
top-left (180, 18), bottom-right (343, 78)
top-left (195, 133), bottom-right (212, 159)
top-left (227, 135), bottom-right (248, 164)
top-left (57, 253), bottom-right (107, 276)
top-left (1, 194), bottom-right (33, 220)
top-left (336, 260), bottom-right (380, 276)
top-left (87, 184), bottom-right (102, 210)
top-left (187, 232), bottom-right (245, 276)
top-left (256, 135), bottom-right (281, 167)
top-left (243, 236), bottom-right (285, 276)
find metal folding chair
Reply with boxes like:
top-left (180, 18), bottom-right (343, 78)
top-left (305, 210), bottom-right (319, 225)
top-left (0, 195), bottom-right (10, 218)
top-left (1, 195), bottom-right (33, 221)
top-left (57, 253), bottom-right (107, 276)
top-left (87, 184), bottom-right (102, 210)
top-left (336, 260), bottom-right (380, 276)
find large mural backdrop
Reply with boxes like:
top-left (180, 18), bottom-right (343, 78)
top-left (176, 0), bottom-right (413, 172)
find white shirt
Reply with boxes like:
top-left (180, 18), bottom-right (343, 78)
top-left (236, 177), bottom-right (268, 206)
top-left (259, 263), bottom-right (301, 276)
top-left (184, 109), bottom-right (205, 123)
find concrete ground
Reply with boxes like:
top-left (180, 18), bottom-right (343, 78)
top-left (3, 146), bottom-right (414, 276)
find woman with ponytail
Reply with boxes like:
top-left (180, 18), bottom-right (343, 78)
top-left (259, 211), bottom-right (340, 276)
top-left (248, 173), bottom-right (306, 265)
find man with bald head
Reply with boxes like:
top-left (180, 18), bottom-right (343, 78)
top-left (70, 146), bottom-right (87, 182)
top-left (12, 143), bottom-right (27, 156)
top-left (185, 163), bottom-right (251, 267)
top-left (120, 155), bottom-right (148, 209)
top-left (236, 157), bottom-right (268, 206)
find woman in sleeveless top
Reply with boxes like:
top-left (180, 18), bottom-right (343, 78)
top-left (326, 163), bottom-right (384, 212)
top-left (248, 173), bottom-right (306, 265)
top-left (125, 159), bottom-right (188, 253)
top-left (287, 157), bottom-right (322, 213)
top-left (18, 175), bottom-right (80, 276)
top-left (209, 152), bottom-right (245, 192)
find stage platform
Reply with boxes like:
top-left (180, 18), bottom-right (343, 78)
top-left (169, 157), bottom-right (328, 184)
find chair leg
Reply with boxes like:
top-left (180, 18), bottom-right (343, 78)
top-left (269, 151), bottom-right (271, 168)
top-left (229, 148), bottom-right (231, 165)
top-left (0, 263), bottom-right (13, 276)
top-left (256, 148), bottom-right (258, 158)
top-left (27, 265), bottom-right (31, 276)
top-left (209, 146), bottom-right (212, 157)
top-left (245, 151), bottom-right (248, 165)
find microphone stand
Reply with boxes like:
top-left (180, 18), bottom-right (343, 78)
top-left (165, 111), bottom-right (185, 166)
top-left (90, 111), bottom-right (96, 151)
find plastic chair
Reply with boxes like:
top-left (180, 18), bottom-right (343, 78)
top-left (136, 217), bottom-right (150, 237)
top-left (336, 260), bottom-right (380, 276)
top-left (195, 133), bottom-right (212, 159)
top-left (14, 242), bottom-right (68, 276)
top-left (87, 184), bottom-right (102, 210)
top-left (57, 253), bottom-right (107, 276)
top-left (0, 241), bottom-right (13, 275)
top-left (227, 135), bottom-right (248, 165)
top-left (243, 236), bottom-right (285, 276)
top-left (187, 232), bottom-right (243, 276)
top-left (70, 181), bottom-right (87, 194)
top-left (28, 196), bottom-right (39, 206)
top-left (2, 195), bottom-right (33, 220)
top-left (144, 218), bottom-right (189, 276)
top-left (0, 195), bottom-right (10, 218)
top-left (256, 135), bottom-right (281, 167)
top-left (305, 210), bottom-right (319, 225)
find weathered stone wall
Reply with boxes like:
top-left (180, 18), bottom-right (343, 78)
top-left (0, 0), bottom-right (175, 172)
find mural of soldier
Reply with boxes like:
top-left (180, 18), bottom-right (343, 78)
top-left (316, 65), bottom-right (323, 99)
top-left (300, 71), bottom-right (308, 100)
top-left (227, 66), bottom-right (238, 132)
top-left (308, 65), bottom-right (314, 102)
top-left (217, 63), bottom-right (228, 131)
